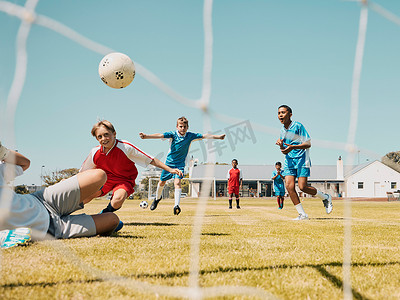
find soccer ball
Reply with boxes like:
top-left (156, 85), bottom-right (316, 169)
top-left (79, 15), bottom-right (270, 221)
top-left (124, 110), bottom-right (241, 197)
top-left (98, 52), bottom-right (135, 89)
top-left (140, 200), bottom-right (148, 209)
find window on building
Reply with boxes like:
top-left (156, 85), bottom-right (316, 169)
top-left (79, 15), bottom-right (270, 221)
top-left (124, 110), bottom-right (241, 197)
top-left (391, 182), bottom-right (397, 189)
top-left (358, 182), bottom-right (364, 189)
top-left (327, 183), bottom-right (331, 189)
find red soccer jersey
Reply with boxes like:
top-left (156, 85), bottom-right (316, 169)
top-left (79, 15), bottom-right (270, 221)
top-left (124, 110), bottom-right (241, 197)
top-left (80, 139), bottom-right (153, 187)
top-left (227, 168), bottom-right (242, 188)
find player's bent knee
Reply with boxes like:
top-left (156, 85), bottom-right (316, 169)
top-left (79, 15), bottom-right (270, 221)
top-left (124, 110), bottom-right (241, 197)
top-left (105, 214), bottom-right (120, 234)
top-left (285, 183), bottom-right (294, 190)
top-left (286, 187), bottom-right (296, 193)
top-left (82, 169), bottom-right (107, 185)
top-left (93, 169), bottom-right (107, 184)
top-left (298, 183), bottom-right (307, 191)
top-left (99, 213), bottom-right (120, 236)
top-left (113, 193), bottom-right (128, 203)
top-left (109, 213), bottom-right (119, 229)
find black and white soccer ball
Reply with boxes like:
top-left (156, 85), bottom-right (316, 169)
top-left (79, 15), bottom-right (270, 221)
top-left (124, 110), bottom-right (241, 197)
top-left (98, 52), bottom-right (135, 89)
top-left (139, 200), bottom-right (148, 209)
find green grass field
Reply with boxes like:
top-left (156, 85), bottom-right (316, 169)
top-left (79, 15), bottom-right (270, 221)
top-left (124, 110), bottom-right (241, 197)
top-left (1, 197), bottom-right (400, 299)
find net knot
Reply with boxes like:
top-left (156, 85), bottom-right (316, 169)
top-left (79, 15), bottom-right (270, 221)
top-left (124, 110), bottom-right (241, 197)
top-left (22, 9), bottom-right (36, 24)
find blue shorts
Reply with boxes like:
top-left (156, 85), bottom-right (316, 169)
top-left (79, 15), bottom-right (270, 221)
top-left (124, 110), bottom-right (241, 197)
top-left (160, 167), bottom-right (185, 181)
top-left (274, 190), bottom-right (285, 196)
top-left (284, 167), bottom-right (310, 178)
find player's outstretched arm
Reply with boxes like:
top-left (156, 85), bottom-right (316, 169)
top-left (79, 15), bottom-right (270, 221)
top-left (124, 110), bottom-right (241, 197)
top-left (202, 133), bottom-right (226, 140)
top-left (1, 145), bottom-right (30, 171)
top-left (139, 133), bottom-right (164, 139)
top-left (150, 158), bottom-right (183, 177)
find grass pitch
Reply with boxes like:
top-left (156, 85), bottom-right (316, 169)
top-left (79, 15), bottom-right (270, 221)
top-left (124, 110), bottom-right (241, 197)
top-left (1, 197), bottom-right (400, 299)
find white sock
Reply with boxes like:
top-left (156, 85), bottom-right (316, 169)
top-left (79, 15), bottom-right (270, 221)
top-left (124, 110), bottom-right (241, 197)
top-left (315, 190), bottom-right (327, 200)
top-left (175, 188), bottom-right (182, 206)
top-left (295, 203), bottom-right (306, 215)
top-left (156, 182), bottom-right (164, 200)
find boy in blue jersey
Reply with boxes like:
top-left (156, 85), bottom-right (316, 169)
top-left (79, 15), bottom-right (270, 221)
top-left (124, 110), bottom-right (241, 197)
top-left (139, 116), bottom-right (225, 215)
top-left (276, 105), bottom-right (333, 220)
top-left (271, 162), bottom-right (285, 209)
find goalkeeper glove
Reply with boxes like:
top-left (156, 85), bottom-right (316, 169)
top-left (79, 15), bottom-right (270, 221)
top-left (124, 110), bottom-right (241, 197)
top-left (0, 141), bottom-right (10, 161)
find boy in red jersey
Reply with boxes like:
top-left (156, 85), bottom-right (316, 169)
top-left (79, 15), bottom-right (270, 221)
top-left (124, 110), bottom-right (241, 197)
top-left (226, 159), bottom-right (243, 209)
top-left (80, 120), bottom-right (183, 230)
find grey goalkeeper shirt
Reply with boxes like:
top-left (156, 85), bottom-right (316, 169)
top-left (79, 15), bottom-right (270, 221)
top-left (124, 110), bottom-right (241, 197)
top-left (0, 162), bottom-right (49, 239)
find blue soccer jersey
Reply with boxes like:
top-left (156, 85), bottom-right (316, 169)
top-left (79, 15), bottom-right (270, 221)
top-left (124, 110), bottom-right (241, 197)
top-left (164, 130), bottom-right (203, 167)
top-left (280, 121), bottom-right (311, 170)
top-left (271, 170), bottom-right (285, 195)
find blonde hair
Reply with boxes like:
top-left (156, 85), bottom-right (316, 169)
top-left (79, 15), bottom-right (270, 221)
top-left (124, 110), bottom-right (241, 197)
top-left (91, 120), bottom-right (116, 137)
top-left (177, 116), bottom-right (189, 127)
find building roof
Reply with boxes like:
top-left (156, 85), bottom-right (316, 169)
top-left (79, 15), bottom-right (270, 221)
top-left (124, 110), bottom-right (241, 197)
top-left (190, 164), bottom-right (343, 182)
top-left (344, 160), bottom-right (376, 177)
top-left (307, 165), bottom-right (340, 181)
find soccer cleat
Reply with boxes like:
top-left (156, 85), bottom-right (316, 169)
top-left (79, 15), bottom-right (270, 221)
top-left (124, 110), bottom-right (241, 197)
top-left (150, 196), bottom-right (162, 211)
top-left (114, 221), bottom-right (124, 233)
top-left (293, 214), bottom-right (309, 221)
top-left (278, 206), bottom-right (282, 210)
top-left (236, 205), bottom-right (241, 209)
top-left (229, 206), bottom-right (232, 209)
top-left (0, 228), bottom-right (31, 249)
top-left (322, 194), bottom-right (333, 214)
top-left (173, 205), bottom-right (181, 215)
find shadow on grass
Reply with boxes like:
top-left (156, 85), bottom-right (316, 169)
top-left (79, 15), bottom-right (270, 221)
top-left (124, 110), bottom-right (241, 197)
top-left (204, 215), bottom-right (229, 217)
top-left (132, 261), bottom-right (397, 299)
top-left (201, 233), bottom-right (230, 236)
top-left (1, 279), bottom-right (103, 289)
top-left (3, 261), bottom-right (397, 299)
top-left (110, 234), bottom-right (145, 239)
top-left (124, 222), bottom-right (178, 227)
top-left (313, 265), bottom-right (367, 300)
top-left (312, 217), bottom-right (345, 220)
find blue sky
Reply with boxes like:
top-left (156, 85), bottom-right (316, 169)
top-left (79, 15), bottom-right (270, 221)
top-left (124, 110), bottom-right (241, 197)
top-left (1, 0), bottom-right (400, 185)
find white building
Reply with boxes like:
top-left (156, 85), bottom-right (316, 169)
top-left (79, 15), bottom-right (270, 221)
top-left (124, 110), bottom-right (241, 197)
top-left (188, 157), bottom-right (400, 198)
top-left (345, 160), bottom-right (400, 197)
top-left (188, 161), bottom-right (345, 198)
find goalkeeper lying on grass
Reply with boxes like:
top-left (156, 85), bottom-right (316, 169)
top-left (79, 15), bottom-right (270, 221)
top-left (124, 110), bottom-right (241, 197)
top-left (0, 141), bottom-right (119, 249)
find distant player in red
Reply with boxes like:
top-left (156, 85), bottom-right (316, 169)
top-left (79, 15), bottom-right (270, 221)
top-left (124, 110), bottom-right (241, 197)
top-left (80, 120), bottom-right (183, 231)
top-left (226, 159), bottom-right (243, 209)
